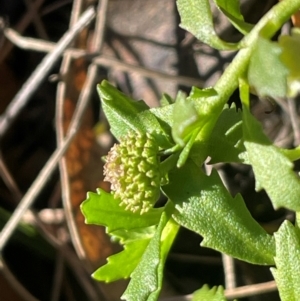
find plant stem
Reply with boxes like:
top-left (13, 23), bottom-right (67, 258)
top-left (216, 0), bottom-right (300, 101)
top-left (198, 0), bottom-right (300, 140)
top-left (160, 153), bottom-right (179, 177)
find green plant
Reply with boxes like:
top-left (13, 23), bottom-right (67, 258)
top-left (81, 0), bottom-right (300, 300)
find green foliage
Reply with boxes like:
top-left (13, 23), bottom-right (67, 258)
top-left (213, 0), bottom-right (253, 34)
top-left (242, 104), bottom-right (300, 211)
top-left (93, 239), bottom-right (151, 282)
top-left (81, 190), bottom-right (163, 232)
top-left (279, 29), bottom-right (300, 96)
top-left (80, 0), bottom-right (300, 300)
top-left (206, 104), bottom-right (245, 163)
top-left (162, 160), bottom-right (275, 265)
top-left (248, 37), bottom-right (288, 98)
top-left (122, 209), bottom-right (178, 301)
top-left (98, 81), bottom-right (171, 148)
top-left (172, 91), bottom-right (199, 147)
top-left (192, 284), bottom-right (228, 301)
top-left (271, 221), bottom-right (300, 301)
top-left (176, 0), bottom-right (239, 50)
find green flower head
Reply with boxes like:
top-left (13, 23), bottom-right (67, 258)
top-left (104, 132), bottom-right (161, 214)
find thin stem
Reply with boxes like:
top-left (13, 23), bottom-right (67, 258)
top-left (0, 5), bottom-right (95, 250)
top-left (287, 97), bottom-right (300, 146)
top-left (0, 6), bottom-right (95, 140)
top-left (215, 0), bottom-right (300, 99)
top-left (160, 154), bottom-right (179, 177)
top-left (3, 27), bottom-right (203, 87)
top-left (197, 0), bottom-right (300, 141)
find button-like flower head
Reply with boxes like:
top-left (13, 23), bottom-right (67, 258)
top-left (104, 132), bottom-right (161, 214)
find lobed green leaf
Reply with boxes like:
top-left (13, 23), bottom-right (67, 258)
top-left (248, 37), bottom-right (288, 98)
top-left (189, 87), bottom-right (221, 142)
top-left (172, 92), bottom-right (199, 147)
top-left (93, 239), bottom-right (150, 282)
top-left (81, 189), bottom-right (163, 233)
top-left (206, 104), bottom-right (245, 163)
top-left (213, 0), bottom-right (253, 35)
top-left (177, 0), bottom-right (239, 50)
top-left (162, 160), bottom-right (275, 265)
top-left (174, 86), bottom-right (220, 167)
top-left (279, 29), bottom-right (300, 97)
top-left (97, 80), bottom-right (166, 141)
top-left (271, 221), bottom-right (300, 301)
top-left (121, 212), bottom-right (169, 301)
top-left (149, 104), bottom-right (175, 149)
top-left (242, 105), bottom-right (300, 211)
top-left (192, 284), bottom-right (228, 301)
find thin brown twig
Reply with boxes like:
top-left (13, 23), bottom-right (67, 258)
top-left (55, 1), bottom-right (112, 300)
top-left (55, 0), bottom-right (90, 264)
top-left (0, 8), bottom-right (96, 251)
top-left (93, 56), bottom-right (203, 87)
top-left (0, 7), bottom-right (95, 139)
top-left (41, 0), bottom-right (73, 16)
top-left (217, 169), bottom-right (237, 290)
top-left (0, 154), bottom-right (99, 301)
top-left (0, 117), bottom-right (81, 251)
top-left (23, 0), bottom-right (49, 40)
top-left (55, 4), bottom-right (113, 298)
top-left (50, 251), bottom-right (64, 301)
top-left (0, 155), bottom-right (23, 204)
top-left (0, 155), bottom-right (42, 300)
top-left (287, 97), bottom-right (300, 145)
top-left (60, 0), bottom-right (109, 262)
top-left (0, 0), bottom-right (45, 63)
top-left (55, 1), bottom-right (112, 299)
top-left (33, 215), bottom-right (101, 301)
top-left (4, 27), bottom-right (204, 87)
top-left (0, 6), bottom-right (95, 140)
top-left (225, 280), bottom-right (277, 299)
top-left (222, 254), bottom-right (236, 290)
top-left (3, 26), bottom-right (87, 56)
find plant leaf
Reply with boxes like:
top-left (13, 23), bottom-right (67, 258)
top-left (121, 211), bottom-right (169, 301)
top-left (279, 28), bottom-right (300, 97)
top-left (82, 190), bottom-right (169, 285)
top-left (160, 93), bottom-right (174, 106)
top-left (192, 284), bottom-right (227, 301)
top-left (213, 0), bottom-right (253, 35)
top-left (207, 104), bottom-right (245, 163)
top-left (242, 105), bottom-right (300, 211)
top-left (150, 104), bottom-right (173, 129)
top-left (172, 87), bottom-right (218, 147)
top-left (111, 226), bottom-right (156, 244)
top-left (149, 104), bottom-right (175, 149)
top-left (97, 80), bottom-right (164, 140)
top-left (176, 0), bottom-right (239, 50)
top-left (81, 189), bottom-right (163, 233)
top-left (172, 92), bottom-right (200, 147)
top-left (271, 221), bottom-right (300, 301)
top-left (248, 37), bottom-right (288, 98)
top-left (93, 239), bottom-right (150, 282)
top-left (189, 87), bottom-right (221, 141)
top-left (162, 160), bottom-right (275, 265)
top-left (280, 146), bottom-right (300, 162)
top-left (174, 86), bottom-right (220, 167)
